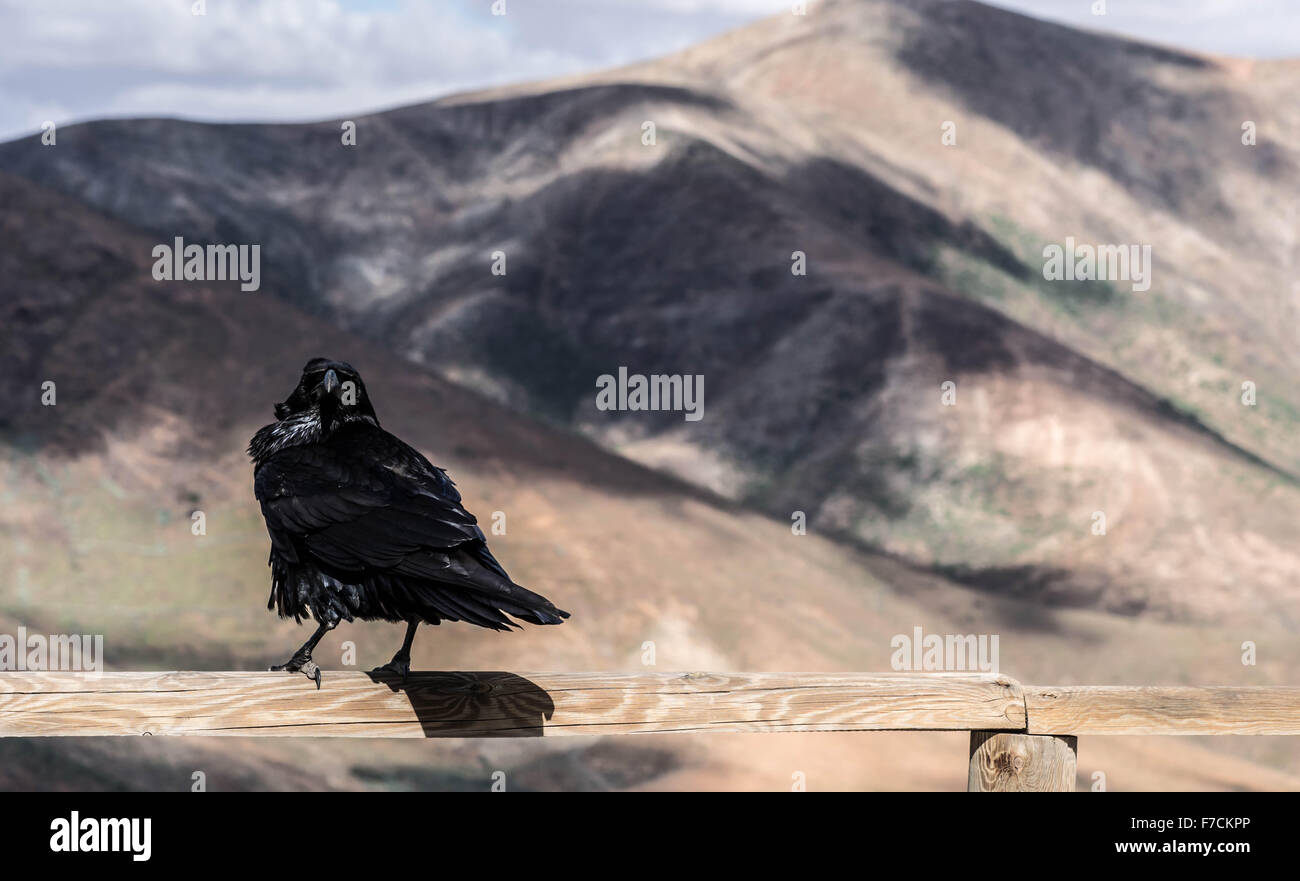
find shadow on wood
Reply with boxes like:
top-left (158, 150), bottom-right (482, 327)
top-left (365, 671), bottom-right (555, 737)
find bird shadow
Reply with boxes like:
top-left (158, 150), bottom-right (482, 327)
top-left (364, 671), bottom-right (555, 738)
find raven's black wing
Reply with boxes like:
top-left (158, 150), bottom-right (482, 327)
top-left (254, 425), bottom-right (567, 628)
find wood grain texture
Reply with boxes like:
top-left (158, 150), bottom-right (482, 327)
top-left (0, 671), bottom-right (1027, 737)
top-left (1025, 685), bottom-right (1300, 735)
top-left (968, 731), bottom-right (1077, 792)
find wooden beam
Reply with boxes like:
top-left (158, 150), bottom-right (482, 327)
top-left (0, 671), bottom-right (1027, 738)
top-left (968, 731), bottom-right (1077, 792)
top-left (5, 673), bottom-right (1297, 739)
top-left (1025, 685), bottom-right (1300, 735)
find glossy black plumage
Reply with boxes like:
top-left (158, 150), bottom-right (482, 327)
top-left (249, 358), bottom-right (568, 685)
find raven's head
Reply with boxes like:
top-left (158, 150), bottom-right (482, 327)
top-left (275, 358), bottom-right (379, 429)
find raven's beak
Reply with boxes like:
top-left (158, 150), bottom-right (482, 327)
top-left (322, 369), bottom-right (341, 397)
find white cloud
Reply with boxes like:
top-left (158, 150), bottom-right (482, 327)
top-left (0, 0), bottom-right (768, 141)
top-left (985, 0), bottom-right (1300, 59)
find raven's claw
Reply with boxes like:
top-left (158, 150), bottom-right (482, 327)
top-left (371, 656), bottom-right (410, 683)
top-left (270, 652), bottom-right (323, 688)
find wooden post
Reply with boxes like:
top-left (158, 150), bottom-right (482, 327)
top-left (968, 730), bottom-right (1077, 792)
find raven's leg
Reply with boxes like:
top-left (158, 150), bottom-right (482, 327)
top-left (372, 619), bottom-right (418, 682)
top-left (270, 620), bottom-right (336, 689)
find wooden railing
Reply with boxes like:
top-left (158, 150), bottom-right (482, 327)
top-left (1, 671), bottom-right (1297, 791)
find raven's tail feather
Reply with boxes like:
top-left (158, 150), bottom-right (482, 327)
top-left (450, 546), bottom-right (570, 627)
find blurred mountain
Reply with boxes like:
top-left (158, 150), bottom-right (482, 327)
top-left (1, 0), bottom-right (1298, 789)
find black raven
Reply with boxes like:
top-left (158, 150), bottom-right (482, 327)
top-left (249, 358), bottom-right (569, 687)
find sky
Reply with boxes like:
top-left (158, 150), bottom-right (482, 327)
top-left (1, 0), bottom-right (1298, 143)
